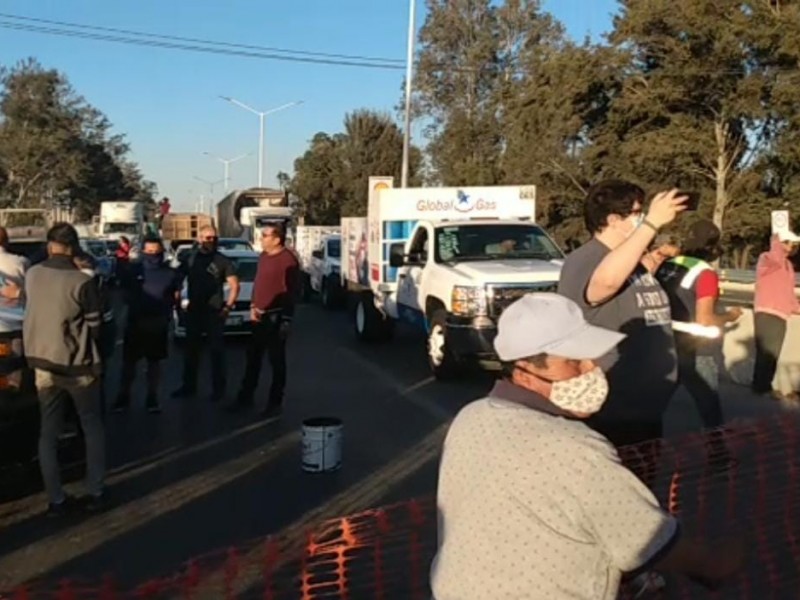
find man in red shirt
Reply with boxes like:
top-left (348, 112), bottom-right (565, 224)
top-left (656, 220), bottom-right (742, 467)
top-left (230, 222), bottom-right (301, 419)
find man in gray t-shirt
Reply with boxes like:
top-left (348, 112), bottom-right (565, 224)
top-left (558, 180), bottom-right (688, 447)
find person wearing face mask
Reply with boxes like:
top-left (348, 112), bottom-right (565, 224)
top-left (430, 293), bottom-right (745, 600)
top-left (558, 180), bottom-right (688, 450)
top-left (752, 230), bottom-right (800, 400)
top-left (115, 237), bottom-right (181, 413)
top-left (173, 225), bottom-right (240, 402)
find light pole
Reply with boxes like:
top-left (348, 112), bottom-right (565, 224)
top-left (193, 176), bottom-right (224, 214)
top-left (203, 152), bottom-right (250, 193)
top-left (220, 97), bottom-right (303, 187)
top-left (401, 0), bottom-right (417, 188)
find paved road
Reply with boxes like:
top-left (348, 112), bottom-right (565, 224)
top-left (0, 295), bottom-right (796, 591)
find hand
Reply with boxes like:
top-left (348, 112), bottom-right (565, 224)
top-left (646, 189), bottom-right (689, 230)
top-left (250, 307), bottom-right (262, 322)
top-left (727, 307), bottom-right (743, 321)
top-left (696, 535), bottom-right (747, 589)
top-left (220, 305), bottom-right (232, 317)
top-left (0, 281), bottom-right (20, 300)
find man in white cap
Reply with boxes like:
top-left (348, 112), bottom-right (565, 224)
top-left (430, 293), bottom-right (745, 600)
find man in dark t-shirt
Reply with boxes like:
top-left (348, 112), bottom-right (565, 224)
top-left (558, 180), bottom-right (688, 448)
top-left (173, 225), bottom-right (240, 402)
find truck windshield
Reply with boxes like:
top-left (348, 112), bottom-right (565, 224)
top-left (435, 224), bottom-right (563, 263)
top-left (103, 223), bottom-right (139, 235)
top-left (327, 239), bottom-right (341, 258)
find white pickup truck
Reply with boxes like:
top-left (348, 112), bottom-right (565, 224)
top-left (295, 226), bottom-right (343, 308)
top-left (341, 177), bottom-right (563, 379)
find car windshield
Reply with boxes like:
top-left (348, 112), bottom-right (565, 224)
top-left (103, 223), bottom-right (139, 235)
top-left (327, 239), bottom-right (341, 258)
top-left (434, 224), bottom-right (563, 263)
top-left (231, 258), bottom-right (259, 282)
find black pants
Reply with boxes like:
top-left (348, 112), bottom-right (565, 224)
top-left (182, 308), bottom-right (226, 394)
top-left (676, 341), bottom-right (723, 429)
top-left (239, 315), bottom-right (287, 406)
top-left (752, 312), bottom-right (787, 394)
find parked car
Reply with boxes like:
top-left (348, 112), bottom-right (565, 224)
top-left (173, 249), bottom-right (260, 338)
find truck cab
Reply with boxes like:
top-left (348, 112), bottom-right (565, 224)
top-left (387, 219), bottom-right (562, 377)
top-left (308, 234), bottom-right (343, 308)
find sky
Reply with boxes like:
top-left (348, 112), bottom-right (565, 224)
top-left (0, 0), bottom-right (618, 212)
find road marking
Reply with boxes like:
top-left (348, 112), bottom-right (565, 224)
top-left (190, 421), bottom-right (449, 600)
top-left (335, 345), bottom-right (447, 420)
top-left (0, 420), bottom-right (278, 529)
top-left (0, 430), bottom-right (299, 590)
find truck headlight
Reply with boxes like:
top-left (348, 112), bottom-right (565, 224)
top-left (451, 286), bottom-right (487, 317)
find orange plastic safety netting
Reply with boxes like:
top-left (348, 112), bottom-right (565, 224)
top-left (3, 413), bottom-right (800, 599)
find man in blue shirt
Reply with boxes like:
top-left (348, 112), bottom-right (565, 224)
top-left (114, 236), bottom-right (181, 413)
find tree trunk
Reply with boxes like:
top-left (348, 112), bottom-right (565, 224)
top-left (712, 120), bottom-right (729, 235)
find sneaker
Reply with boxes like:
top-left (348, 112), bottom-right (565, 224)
top-left (45, 495), bottom-right (78, 518)
top-left (112, 395), bottom-right (130, 413)
top-left (171, 386), bottom-right (195, 399)
top-left (145, 395), bottom-right (162, 414)
top-left (83, 492), bottom-right (108, 513)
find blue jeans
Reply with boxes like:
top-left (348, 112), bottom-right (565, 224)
top-left (677, 347), bottom-right (723, 429)
top-left (36, 370), bottom-right (106, 504)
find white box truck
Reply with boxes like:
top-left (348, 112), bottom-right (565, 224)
top-left (342, 177), bottom-right (564, 379)
top-left (99, 201), bottom-right (145, 242)
top-left (295, 225), bottom-right (343, 307)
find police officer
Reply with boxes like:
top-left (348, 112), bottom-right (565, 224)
top-left (173, 225), bottom-right (240, 402)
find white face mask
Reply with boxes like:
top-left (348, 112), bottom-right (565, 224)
top-left (549, 367), bottom-right (609, 415)
top-left (630, 213), bottom-right (645, 229)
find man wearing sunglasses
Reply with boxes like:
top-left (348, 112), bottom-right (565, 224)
top-left (173, 225), bottom-right (240, 402)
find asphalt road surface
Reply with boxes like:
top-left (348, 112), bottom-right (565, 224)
top-left (0, 295), bottom-right (796, 592)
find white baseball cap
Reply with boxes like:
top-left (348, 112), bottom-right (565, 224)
top-left (494, 293), bottom-right (625, 362)
top-left (778, 230), bottom-right (800, 243)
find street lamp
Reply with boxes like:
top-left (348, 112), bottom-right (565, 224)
top-left (193, 176), bottom-right (224, 214)
top-left (202, 151), bottom-right (250, 193)
top-left (401, 0), bottom-right (417, 188)
top-left (219, 97), bottom-right (303, 188)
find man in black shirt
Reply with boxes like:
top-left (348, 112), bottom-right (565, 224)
top-left (173, 225), bottom-right (240, 402)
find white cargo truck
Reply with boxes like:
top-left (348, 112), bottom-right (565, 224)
top-left (99, 201), bottom-right (144, 243)
top-left (295, 225), bottom-right (343, 307)
top-left (342, 177), bottom-right (564, 379)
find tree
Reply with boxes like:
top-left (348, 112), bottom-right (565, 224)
top-left (414, 0), bottom-right (503, 185)
top-left (290, 110), bottom-right (421, 223)
top-left (599, 1), bottom-right (794, 236)
top-left (0, 58), bottom-right (156, 217)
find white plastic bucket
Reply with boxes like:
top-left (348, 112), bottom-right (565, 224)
top-left (302, 417), bottom-right (343, 473)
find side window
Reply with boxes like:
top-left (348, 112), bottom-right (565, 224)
top-left (408, 228), bottom-right (429, 263)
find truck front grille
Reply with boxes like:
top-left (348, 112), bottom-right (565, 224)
top-left (487, 282), bottom-right (558, 318)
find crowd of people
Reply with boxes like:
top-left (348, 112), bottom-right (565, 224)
top-left (431, 180), bottom-right (800, 599)
top-left (0, 220), bottom-right (299, 517)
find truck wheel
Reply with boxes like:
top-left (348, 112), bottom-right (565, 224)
top-left (427, 309), bottom-right (459, 380)
top-left (354, 293), bottom-right (393, 342)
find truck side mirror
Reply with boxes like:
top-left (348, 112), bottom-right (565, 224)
top-left (389, 243), bottom-right (406, 267)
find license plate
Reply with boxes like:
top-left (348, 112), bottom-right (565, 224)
top-left (226, 316), bottom-right (243, 327)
